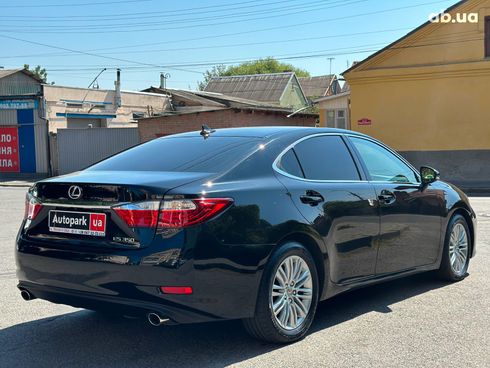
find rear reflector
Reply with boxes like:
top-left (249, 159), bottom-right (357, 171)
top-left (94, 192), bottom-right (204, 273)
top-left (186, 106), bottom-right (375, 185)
top-left (113, 198), bottom-right (233, 229)
top-left (160, 286), bottom-right (193, 295)
top-left (24, 193), bottom-right (42, 220)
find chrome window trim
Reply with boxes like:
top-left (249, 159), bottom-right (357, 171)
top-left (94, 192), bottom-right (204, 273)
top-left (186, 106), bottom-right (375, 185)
top-left (272, 133), bottom-right (366, 183)
top-left (369, 181), bottom-right (421, 185)
top-left (272, 132), bottom-right (422, 185)
top-left (346, 134), bottom-right (421, 185)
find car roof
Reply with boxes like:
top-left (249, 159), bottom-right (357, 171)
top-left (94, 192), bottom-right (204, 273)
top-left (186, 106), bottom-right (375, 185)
top-left (166, 126), bottom-right (367, 139)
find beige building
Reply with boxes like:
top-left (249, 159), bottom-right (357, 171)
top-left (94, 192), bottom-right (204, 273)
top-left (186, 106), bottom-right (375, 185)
top-left (43, 76), bottom-right (170, 132)
top-left (342, 0), bottom-right (490, 189)
top-left (316, 91), bottom-right (350, 130)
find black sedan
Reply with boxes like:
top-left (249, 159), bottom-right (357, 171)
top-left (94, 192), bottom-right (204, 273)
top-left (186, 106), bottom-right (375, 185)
top-left (16, 127), bottom-right (476, 343)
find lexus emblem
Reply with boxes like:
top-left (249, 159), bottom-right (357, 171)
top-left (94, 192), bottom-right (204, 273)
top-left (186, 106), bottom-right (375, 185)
top-left (68, 185), bottom-right (82, 200)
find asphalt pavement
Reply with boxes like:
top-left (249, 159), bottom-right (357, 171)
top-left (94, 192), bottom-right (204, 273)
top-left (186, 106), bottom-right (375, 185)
top-left (1, 187), bottom-right (489, 368)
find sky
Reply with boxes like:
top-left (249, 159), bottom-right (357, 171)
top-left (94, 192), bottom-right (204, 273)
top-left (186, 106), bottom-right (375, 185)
top-left (0, 0), bottom-right (457, 91)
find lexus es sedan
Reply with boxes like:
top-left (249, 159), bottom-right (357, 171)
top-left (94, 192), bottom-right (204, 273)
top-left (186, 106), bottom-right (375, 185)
top-left (16, 127), bottom-right (476, 343)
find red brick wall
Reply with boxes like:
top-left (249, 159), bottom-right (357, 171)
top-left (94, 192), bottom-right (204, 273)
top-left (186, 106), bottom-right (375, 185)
top-left (138, 109), bottom-right (317, 142)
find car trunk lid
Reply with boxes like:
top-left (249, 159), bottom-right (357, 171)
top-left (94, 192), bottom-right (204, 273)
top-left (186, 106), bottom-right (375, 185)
top-left (25, 170), bottom-right (211, 248)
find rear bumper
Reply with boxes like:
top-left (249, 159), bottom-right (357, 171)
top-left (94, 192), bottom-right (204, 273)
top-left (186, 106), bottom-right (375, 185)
top-left (17, 281), bottom-right (215, 324)
top-left (16, 234), bottom-right (266, 324)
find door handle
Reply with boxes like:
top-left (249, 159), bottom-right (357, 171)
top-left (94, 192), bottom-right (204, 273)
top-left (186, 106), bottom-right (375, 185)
top-left (300, 190), bottom-right (325, 206)
top-left (378, 190), bottom-right (396, 205)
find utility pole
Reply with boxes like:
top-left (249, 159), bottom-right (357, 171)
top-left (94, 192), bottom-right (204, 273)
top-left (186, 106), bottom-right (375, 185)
top-left (327, 57), bottom-right (335, 76)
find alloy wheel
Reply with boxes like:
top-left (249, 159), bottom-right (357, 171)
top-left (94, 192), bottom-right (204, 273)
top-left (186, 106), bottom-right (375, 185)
top-left (449, 222), bottom-right (469, 277)
top-left (270, 255), bottom-right (313, 330)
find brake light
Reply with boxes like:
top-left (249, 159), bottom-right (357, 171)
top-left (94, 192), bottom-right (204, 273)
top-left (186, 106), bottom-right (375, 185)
top-left (160, 286), bottom-right (193, 295)
top-left (112, 201), bottom-right (160, 228)
top-left (24, 193), bottom-right (42, 220)
top-left (158, 198), bottom-right (233, 228)
top-left (113, 198), bottom-right (233, 229)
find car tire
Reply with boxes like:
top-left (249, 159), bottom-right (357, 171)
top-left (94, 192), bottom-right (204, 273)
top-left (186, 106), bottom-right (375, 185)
top-left (242, 241), bottom-right (319, 344)
top-left (437, 214), bottom-right (471, 281)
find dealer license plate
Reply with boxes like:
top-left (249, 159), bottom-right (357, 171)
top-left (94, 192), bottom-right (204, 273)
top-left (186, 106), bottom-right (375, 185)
top-left (48, 210), bottom-right (106, 237)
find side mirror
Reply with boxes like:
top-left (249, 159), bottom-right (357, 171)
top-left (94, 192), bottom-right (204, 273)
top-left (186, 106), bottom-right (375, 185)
top-left (420, 166), bottom-right (440, 185)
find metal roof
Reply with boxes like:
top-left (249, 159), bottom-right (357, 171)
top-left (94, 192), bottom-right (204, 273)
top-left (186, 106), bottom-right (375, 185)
top-left (143, 86), bottom-right (282, 109)
top-left (0, 68), bottom-right (43, 83)
top-left (313, 91), bottom-right (350, 103)
top-left (0, 69), bottom-right (20, 79)
top-left (193, 90), bottom-right (279, 108)
top-left (297, 75), bottom-right (335, 97)
top-left (204, 72), bottom-right (294, 103)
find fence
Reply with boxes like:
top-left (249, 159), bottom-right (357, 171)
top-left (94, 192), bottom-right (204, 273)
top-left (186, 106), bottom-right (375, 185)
top-left (56, 127), bottom-right (139, 175)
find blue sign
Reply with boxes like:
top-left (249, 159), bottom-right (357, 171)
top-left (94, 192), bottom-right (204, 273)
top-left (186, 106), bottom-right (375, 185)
top-left (0, 99), bottom-right (38, 110)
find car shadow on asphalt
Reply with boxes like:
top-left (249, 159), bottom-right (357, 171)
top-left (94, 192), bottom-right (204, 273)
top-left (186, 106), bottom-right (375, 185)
top-left (0, 272), bottom-right (452, 368)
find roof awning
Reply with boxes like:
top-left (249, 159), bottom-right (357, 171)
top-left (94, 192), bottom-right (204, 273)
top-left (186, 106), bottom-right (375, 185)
top-left (56, 112), bottom-right (117, 119)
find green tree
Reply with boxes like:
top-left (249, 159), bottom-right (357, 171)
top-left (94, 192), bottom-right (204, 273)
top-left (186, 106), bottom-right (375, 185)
top-left (198, 57), bottom-right (310, 90)
top-left (23, 64), bottom-right (48, 83)
top-left (197, 64), bottom-right (227, 91)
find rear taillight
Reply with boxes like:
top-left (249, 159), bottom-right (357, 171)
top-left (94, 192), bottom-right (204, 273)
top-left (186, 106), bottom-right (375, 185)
top-left (158, 198), bottom-right (233, 228)
top-left (24, 192), bottom-right (42, 220)
top-left (112, 198), bottom-right (232, 229)
top-left (112, 201), bottom-right (160, 228)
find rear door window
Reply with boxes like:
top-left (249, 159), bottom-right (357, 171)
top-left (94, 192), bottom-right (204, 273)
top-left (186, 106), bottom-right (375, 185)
top-left (293, 135), bottom-right (360, 181)
top-left (276, 149), bottom-right (304, 178)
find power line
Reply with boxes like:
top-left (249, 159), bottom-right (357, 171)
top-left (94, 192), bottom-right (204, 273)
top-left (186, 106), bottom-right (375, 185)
top-left (65, 0), bottom-right (451, 44)
top-left (0, 0), bottom-right (457, 78)
top-left (0, 0), bottom-right (339, 29)
top-left (0, 0), bottom-right (301, 18)
top-left (23, 34), bottom-right (483, 73)
top-left (0, 34), bottom-right (203, 75)
top-left (0, 0), bottom-right (366, 33)
top-left (0, 0), bottom-right (152, 8)
top-left (110, 29), bottom-right (477, 56)
top-left (48, 31), bottom-right (482, 89)
top-left (0, 27), bottom-right (418, 59)
top-left (135, 36), bottom-right (487, 69)
top-left (0, 0), bottom-right (452, 62)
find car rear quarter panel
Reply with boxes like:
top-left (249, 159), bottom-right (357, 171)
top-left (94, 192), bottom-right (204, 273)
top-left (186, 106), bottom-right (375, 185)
top-left (166, 171), bottom-right (328, 319)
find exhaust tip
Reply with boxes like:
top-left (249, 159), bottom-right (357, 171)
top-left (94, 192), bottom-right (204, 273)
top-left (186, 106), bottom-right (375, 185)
top-left (20, 289), bottom-right (34, 301)
top-left (147, 312), bottom-right (170, 327)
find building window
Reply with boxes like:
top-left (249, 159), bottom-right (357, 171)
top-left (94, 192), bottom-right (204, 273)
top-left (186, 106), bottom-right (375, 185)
top-left (132, 111), bottom-right (145, 119)
top-left (326, 109), bottom-right (348, 129)
top-left (336, 110), bottom-right (346, 129)
top-left (326, 110), bottom-right (335, 127)
top-left (486, 16), bottom-right (490, 58)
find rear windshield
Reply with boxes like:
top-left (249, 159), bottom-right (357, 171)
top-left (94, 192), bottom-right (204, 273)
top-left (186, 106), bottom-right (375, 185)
top-left (87, 136), bottom-right (261, 172)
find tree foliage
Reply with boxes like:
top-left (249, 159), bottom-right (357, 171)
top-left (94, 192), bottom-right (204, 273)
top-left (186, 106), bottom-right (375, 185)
top-left (23, 64), bottom-right (48, 83)
top-left (198, 65), bottom-right (227, 91)
top-left (198, 57), bottom-right (310, 90)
